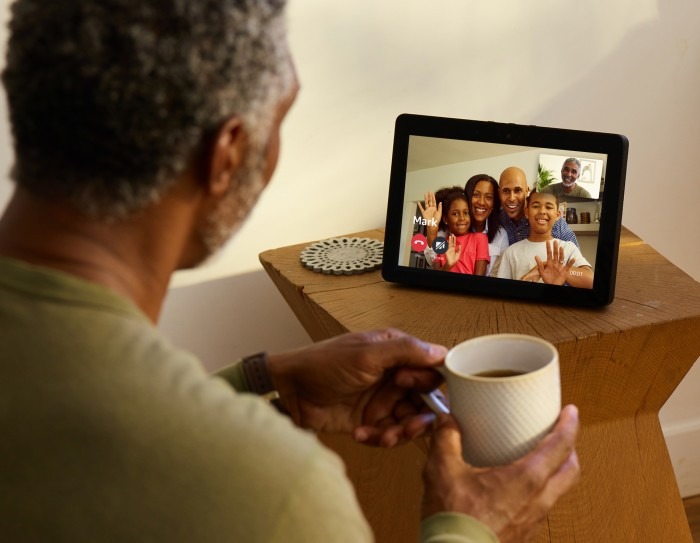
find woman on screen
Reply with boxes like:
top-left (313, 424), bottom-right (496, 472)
top-left (464, 174), bottom-right (510, 274)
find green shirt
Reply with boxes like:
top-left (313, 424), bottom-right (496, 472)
top-left (0, 257), bottom-right (497, 543)
top-left (540, 182), bottom-right (592, 199)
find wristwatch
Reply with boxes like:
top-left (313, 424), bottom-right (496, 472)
top-left (241, 352), bottom-right (289, 415)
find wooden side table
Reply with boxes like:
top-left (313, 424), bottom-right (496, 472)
top-left (259, 227), bottom-right (700, 543)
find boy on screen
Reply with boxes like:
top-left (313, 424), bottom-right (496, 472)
top-left (494, 191), bottom-right (594, 288)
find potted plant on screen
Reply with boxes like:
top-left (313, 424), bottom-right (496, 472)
top-left (537, 163), bottom-right (557, 191)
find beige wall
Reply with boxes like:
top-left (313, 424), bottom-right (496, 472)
top-left (1, 0), bottom-right (699, 494)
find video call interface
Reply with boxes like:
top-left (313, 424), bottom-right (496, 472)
top-left (399, 135), bottom-right (609, 290)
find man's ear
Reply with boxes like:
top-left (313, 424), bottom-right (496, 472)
top-left (206, 116), bottom-right (247, 197)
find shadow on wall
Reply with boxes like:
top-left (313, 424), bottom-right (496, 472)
top-left (158, 269), bottom-right (311, 373)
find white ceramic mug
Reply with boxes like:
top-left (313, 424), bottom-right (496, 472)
top-left (422, 334), bottom-right (561, 467)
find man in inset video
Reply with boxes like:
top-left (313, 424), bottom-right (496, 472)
top-left (541, 157), bottom-right (593, 199)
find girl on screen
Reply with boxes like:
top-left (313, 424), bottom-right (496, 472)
top-left (422, 187), bottom-right (489, 275)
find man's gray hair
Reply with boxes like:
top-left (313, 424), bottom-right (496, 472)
top-left (2, 0), bottom-right (291, 218)
top-left (563, 157), bottom-right (582, 171)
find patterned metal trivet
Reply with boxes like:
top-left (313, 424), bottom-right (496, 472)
top-left (300, 237), bottom-right (383, 275)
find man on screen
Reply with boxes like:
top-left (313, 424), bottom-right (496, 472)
top-left (540, 158), bottom-right (592, 199)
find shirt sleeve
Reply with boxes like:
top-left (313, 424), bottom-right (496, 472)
top-left (420, 513), bottom-right (499, 543)
top-left (569, 245), bottom-right (591, 269)
top-left (552, 218), bottom-right (579, 247)
top-left (494, 227), bottom-right (510, 254)
top-left (495, 249), bottom-right (513, 279)
top-left (213, 360), bottom-right (250, 392)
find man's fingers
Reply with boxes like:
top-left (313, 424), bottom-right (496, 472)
top-left (364, 329), bottom-right (447, 370)
top-left (378, 424), bottom-right (406, 448)
top-left (404, 412), bottom-right (437, 440)
top-left (354, 425), bottom-right (396, 446)
top-left (536, 450), bottom-right (581, 513)
top-left (376, 412), bottom-right (437, 447)
top-left (353, 413), bottom-right (436, 448)
top-left (394, 368), bottom-right (444, 391)
top-left (428, 413), bottom-right (466, 468)
top-left (362, 380), bottom-right (409, 426)
top-left (514, 405), bottom-right (579, 494)
top-left (530, 405), bottom-right (579, 465)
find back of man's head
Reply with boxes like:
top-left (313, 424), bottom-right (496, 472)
top-left (2, 0), bottom-right (291, 219)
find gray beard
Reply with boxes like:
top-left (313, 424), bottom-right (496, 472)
top-left (198, 51), bottom-right (294, 260)
top-left (199, 128), bottom-right (269, 258)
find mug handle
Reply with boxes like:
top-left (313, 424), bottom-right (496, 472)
top-left (420, 366), bottom-right (450, 415)
top-left (421, 391), bottom-right (450, 414)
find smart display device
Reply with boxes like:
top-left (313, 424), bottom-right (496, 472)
top-left (382, 114), bottom-right (628, 306)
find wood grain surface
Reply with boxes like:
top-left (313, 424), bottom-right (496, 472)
top-left (260, 227), bottom-right (700, 543)
top-left (684, 495), bottom-right (700, 542)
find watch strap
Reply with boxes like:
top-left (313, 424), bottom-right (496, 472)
top-left (241, 352), bottom-right (288, 415)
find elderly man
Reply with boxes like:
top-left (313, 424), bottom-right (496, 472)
top-left (498, 166), bottom-right (580, 246)
top-left (541, 158), bottom-right (593, 199)
top-left (0, 1), bottom-right (579, 542)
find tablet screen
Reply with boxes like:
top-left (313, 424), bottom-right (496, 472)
top-left (382, 115), bottom-right (628, 306)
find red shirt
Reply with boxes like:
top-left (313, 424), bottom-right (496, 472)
top-left (434, 232), bottom-right (490, 274)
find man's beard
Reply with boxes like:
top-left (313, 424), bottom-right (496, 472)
top-left (198, 123), bottom-right (270, 258)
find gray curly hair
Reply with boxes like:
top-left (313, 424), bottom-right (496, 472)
top-left (563, 157), bottom-right (582, 171)
top-left (2, 0), bottom-right (292, 218)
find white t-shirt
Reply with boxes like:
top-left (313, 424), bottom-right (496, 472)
top-left (495, 239), bottom-right (590, 282)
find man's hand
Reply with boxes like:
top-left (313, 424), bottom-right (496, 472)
top-left (422, 405), bottom-right (580, 543)
top-left (266, 329), bottom-right (446, 447)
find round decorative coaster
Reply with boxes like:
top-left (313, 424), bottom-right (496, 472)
top-left (300, 237), bottom-right (384, 275)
